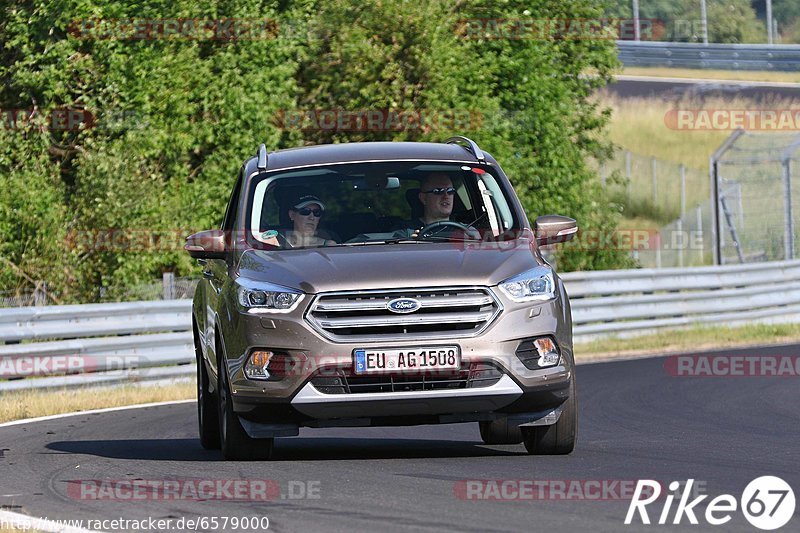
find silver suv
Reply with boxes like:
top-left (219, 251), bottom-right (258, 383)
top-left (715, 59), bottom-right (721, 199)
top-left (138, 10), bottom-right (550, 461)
top-left (186, 137), bottom-right (578, 460)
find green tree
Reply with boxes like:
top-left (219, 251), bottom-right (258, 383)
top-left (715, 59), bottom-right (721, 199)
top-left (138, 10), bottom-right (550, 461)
top-left (0, 0), bottom-right (633, 303)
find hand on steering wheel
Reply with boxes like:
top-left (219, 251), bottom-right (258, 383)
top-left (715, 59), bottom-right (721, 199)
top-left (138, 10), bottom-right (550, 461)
top-left (416, 221), bottom-right (481, 240)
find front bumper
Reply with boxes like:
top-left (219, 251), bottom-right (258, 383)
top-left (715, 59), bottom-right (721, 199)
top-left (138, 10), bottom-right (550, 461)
top-left (219, 284), bottom-right (573, 426)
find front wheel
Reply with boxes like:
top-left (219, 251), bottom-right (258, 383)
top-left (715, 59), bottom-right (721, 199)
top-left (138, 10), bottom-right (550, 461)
top-left (218, 356), bottom-right (274, 461)
top-left (478, 418), bottom-right (523, 445)
top-left (195, 325), bottom-right (220, 450)
top-left (521, 379), bottom-right (577, 455)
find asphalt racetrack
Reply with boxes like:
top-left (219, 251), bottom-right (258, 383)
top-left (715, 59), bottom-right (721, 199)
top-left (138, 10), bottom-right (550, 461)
top-left (1, 346), bottom-right (798, 532)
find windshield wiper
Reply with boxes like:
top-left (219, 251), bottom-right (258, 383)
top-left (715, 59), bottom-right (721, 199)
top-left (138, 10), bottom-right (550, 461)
top-left (341, 239), bottom-right (429, 246)
top-left (415, 234), bottom-right (482, 243)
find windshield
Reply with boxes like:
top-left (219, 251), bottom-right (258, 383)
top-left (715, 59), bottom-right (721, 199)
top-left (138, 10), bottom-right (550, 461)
top-left (245, 161), bottom-right (520, 249)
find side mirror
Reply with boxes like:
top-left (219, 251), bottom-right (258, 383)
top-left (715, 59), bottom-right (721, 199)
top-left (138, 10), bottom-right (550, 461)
top-left (185, 229), bottom-right (227, 260)
top-left (534, 215), bottom-right (577, 246)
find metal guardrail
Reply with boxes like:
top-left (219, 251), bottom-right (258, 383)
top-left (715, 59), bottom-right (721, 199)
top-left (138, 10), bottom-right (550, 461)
top-left (563, 260), bottom-right (800, 340)
top-left (0, 300), bottom-right (194, 390)
top-left (617, 41), bottom-right (800, 71)
top-left (3, 260), bottom-right (800, 390)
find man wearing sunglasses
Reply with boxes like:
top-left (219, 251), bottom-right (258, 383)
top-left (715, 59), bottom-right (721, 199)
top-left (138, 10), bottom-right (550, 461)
top-left (391, 172), bottom-right (460, 239)
top-left (417, 173), bottom-right (456, 226)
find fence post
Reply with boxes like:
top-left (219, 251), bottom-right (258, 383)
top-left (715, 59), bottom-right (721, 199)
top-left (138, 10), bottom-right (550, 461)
top-left (162, 272), bottom-right (175, 300)
top-left (600, 161), bottom-right (606, 188)
top-left (680, 165), bottom-right (686, 218)
top-left (784, 158), bottom-right (795, 260)
top-left (696, 206), bottom-right (704, 264)
top-left (651, 156), bottom-right (657, 206)
top-left (33, 281), bottom-right (46, 306)
top-left (655, 231), bottom-right (662, 268)
top-left (625, 150), bottom-right (632, 197)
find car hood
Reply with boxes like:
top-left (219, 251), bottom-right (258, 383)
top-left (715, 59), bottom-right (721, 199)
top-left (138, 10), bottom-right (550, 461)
top-left (236, 242), bottom-right (543, 293)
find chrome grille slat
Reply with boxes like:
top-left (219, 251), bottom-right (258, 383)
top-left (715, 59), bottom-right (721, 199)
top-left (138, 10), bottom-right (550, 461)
top-left (314, 294), bottom-right (493, 312)
top-left (317, 311), bottom-right (494, 329)
top-left (305, 286), bottom-right (501, 342)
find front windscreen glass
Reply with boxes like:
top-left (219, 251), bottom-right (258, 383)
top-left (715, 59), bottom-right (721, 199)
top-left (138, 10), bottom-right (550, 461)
top-left (246, 161), bottom-right (521, 249)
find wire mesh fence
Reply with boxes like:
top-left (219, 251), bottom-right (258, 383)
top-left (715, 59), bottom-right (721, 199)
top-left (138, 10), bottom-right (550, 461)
top-left (599, 148), bottom-right (709, 224)
top-left (0, 275), bottom-right (199, 307)
top-left (712, 132), bottom-right (800, 264)
top-left (596, 148), bottom-right (713, 268)
top-left (99, 275), bottom-right (199, 302)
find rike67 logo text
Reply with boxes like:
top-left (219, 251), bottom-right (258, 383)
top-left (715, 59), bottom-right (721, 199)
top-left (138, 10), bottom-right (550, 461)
top-left (626, 477), bottom-right (795, 530)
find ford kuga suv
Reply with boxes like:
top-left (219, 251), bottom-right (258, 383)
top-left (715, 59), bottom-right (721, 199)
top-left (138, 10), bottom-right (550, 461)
top-left (186, 136), bottom-right (578, 460)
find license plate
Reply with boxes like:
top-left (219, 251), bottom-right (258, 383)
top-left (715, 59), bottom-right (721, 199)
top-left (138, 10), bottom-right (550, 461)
top-left (353, 346), bottom-right (460, 374)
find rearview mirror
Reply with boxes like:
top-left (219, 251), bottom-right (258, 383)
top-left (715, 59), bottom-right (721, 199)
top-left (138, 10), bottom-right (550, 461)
top-left (351, 176), bottom-right (401, 190)
top-left (185, 229), bottom-right (227, 260)
top-left (534, 215), bottom-right (577, 246)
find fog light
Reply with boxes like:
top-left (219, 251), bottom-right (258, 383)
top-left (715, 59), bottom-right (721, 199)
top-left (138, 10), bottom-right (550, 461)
top-left (245, 350), bottom-right (274, 380)
top-left (533, 338), bottom-right (560, 367)
top-left (515, 337), bottom-right (561, 370)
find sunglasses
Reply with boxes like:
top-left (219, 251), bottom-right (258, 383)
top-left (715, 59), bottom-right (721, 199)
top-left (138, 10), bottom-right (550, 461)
top-left (422, 187), bottom-right (456, 196)
top-left (296, 207), bottom-right (323, 217)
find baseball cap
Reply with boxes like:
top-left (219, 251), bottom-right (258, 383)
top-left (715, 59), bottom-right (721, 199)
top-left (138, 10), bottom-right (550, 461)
top-left (292, 194), bottom-right (326, 211)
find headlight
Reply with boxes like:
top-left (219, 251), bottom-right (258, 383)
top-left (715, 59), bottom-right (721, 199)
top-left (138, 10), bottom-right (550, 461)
top-left (498, 266), bottom-right (556, 302)
top-left (236, 279), bottom-right (304, 312)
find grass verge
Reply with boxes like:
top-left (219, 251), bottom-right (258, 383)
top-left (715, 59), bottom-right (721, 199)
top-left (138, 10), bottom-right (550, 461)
top-left (622, 67), bottom-right (800, 84)
top-left (575, 323), bottom-right (800, 362)
top-left (0, 381), bottom-right (194, 424)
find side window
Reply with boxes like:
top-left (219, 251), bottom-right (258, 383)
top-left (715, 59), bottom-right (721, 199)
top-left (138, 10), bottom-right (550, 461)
top-left (221, 169), bottom-right (243, 231)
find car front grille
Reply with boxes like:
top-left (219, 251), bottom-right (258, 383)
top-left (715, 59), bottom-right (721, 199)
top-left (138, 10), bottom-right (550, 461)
top-left (309, 363), bottom-right (504, 394)
top-left (305, 287), bottom-right (501, 342)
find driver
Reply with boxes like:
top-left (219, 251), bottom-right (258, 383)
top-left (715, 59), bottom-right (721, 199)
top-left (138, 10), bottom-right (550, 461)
top-left (395, 172), bottom-right (483, 240)
top-left (418, 172), bottom-right (455, 226)
top-left (393, 173), bottom-right (457, 238)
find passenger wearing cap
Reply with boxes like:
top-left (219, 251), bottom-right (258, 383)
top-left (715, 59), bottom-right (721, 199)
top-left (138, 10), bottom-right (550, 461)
top-left (282, 195), bottom-right (336, 248)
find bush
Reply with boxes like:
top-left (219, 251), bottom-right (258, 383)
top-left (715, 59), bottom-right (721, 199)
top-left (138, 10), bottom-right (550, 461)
top-left (0, 0), bottom-right (631, 302)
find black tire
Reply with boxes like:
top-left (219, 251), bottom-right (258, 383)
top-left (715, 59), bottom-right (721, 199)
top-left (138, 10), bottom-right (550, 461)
top-left (194, 323), bottom-right (220, 450)
top-left (521, 379), bottom-right (577, 455)
top-left (479, 418), bottom-right (524, 445)
top-left (217, 354), bottom-right (274, 461)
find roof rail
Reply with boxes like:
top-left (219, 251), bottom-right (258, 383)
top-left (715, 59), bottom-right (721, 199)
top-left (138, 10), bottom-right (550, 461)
top-left (445, 136), bottom-right (485, 162)
top-left (257, 143), bottom-right (268, 170)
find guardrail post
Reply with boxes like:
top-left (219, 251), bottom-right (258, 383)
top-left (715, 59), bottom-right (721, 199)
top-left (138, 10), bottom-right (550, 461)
top-left (677, 219), bottom-right (684, 267)
top-left (162, 272), bottom-right (175, 300)
top-left (783, 158), bottom-right (794, 260)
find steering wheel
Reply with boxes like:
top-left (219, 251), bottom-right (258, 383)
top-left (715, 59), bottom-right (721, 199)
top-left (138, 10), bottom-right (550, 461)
top-left (418, 221), bottom-right (481, 240)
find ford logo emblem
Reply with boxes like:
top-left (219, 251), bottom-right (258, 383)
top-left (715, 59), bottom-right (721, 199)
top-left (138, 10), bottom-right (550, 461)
top-left (387, 298), bottom-right (421, 314)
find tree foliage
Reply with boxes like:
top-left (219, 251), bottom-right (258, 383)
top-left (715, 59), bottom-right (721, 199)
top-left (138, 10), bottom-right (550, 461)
top-left (1, 0), bottom-right (630, 302)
